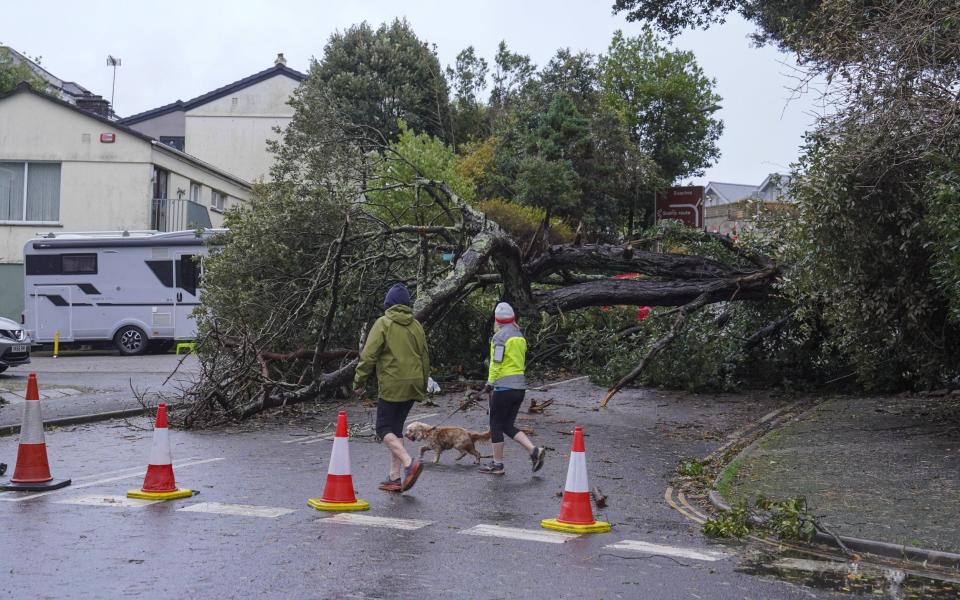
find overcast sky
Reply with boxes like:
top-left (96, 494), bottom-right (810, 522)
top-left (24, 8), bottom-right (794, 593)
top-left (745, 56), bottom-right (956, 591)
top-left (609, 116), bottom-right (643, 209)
top-left (5, 0), bottom-right (821, 186)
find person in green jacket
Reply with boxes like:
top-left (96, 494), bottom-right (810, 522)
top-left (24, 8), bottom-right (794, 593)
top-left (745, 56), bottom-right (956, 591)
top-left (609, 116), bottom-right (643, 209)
top-left (353, 283), bottom-right (427, 492)
top-left (478, 302), bottom-right (546, 475)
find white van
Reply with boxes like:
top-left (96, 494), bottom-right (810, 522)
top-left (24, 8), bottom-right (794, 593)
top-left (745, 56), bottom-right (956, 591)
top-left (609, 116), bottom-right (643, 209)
top-left (22, 229), bottom-right (219, 355)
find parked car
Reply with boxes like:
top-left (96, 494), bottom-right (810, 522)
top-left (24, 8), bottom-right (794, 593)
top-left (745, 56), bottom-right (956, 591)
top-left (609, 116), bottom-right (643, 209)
top-left (0, 316), bottom-right (31, 374)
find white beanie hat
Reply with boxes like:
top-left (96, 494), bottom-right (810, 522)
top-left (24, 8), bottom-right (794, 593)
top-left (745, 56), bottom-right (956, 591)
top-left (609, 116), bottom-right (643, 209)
top-left (495, 302), bottom-right (515, 324)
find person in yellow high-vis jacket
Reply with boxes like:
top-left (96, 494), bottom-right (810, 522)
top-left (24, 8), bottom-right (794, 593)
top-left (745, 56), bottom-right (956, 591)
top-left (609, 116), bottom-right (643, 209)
top-left (478, 302), bottom-right (546, 475)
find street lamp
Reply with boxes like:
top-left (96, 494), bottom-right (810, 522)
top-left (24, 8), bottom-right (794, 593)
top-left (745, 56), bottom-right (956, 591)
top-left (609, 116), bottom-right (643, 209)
top-left (106, 55), bottom-right (121, 115)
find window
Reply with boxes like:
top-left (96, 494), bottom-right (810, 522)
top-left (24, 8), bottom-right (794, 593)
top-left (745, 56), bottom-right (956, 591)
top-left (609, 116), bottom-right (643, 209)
top-left (190, 182), bottom-right (202, 204)
top-left (153, 167), bottom-right (169, 199)
top-left (211, 190), bottom-right (226, 212)
top-left (159, 136), bottom-right (185, 152)
top-left (25, 253), bottom-right (97, 275)
top-left (62, 254), bottom-right (97, 274)
top-left (0, 162), bottom-right (61, 223)
top-left (176, 255), bottom-right (202, 296)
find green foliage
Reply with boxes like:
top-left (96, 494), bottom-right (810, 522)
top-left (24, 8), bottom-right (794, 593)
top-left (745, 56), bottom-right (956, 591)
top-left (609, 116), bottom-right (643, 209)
top-left (477, 198), bottom-right (574, 247)
top-left (704, 496), bottom-right (816, 542)
top-left (447, 46), bottom-right (490, 148)
top-left (703, 500), bottom-right (751, 539)
top-left (599, 29), bottom-right (723, 182)
top-left (676, 457), bottom-right (706, 478)
top-left (925, 167), bottom-right (960, 324)
top-left (368, 123), bottom-right (475, 224)
top-left (309, 19), bottom-right (450, 143)
top-left (0, 46), bottom-right (49, 95)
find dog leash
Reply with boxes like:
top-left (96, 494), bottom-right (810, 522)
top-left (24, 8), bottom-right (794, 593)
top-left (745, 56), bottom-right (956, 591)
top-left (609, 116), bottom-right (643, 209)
top-left (426, 389), bottom-right (487, 430)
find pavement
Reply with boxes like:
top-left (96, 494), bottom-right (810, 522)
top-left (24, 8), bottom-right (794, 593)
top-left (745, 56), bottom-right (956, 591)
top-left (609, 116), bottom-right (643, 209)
top-left (0, 372), bottom-right (875, 600)
top-left (0, 354), bottom-right (196, 426)
top-left (725, 395), bottom-right (960, 555)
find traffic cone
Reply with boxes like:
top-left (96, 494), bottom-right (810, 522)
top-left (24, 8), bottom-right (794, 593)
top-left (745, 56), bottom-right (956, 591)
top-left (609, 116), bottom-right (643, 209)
top-left (307, 411), bottom-right (369, 512)
top-left (127, 403), bottom-right (193, 500)
top-left (1, 373), bottom-right (71, 491)
top-left (541, 426), bottom-right (611, 534)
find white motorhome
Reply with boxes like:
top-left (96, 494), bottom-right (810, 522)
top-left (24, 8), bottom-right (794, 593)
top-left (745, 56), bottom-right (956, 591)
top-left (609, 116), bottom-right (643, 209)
top-left (22, 229), bottom-right (219, 354)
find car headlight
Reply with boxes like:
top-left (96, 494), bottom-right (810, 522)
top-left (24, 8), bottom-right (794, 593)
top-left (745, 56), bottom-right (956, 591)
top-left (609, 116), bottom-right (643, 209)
top-left (13, 330), bottom-right (24, 341)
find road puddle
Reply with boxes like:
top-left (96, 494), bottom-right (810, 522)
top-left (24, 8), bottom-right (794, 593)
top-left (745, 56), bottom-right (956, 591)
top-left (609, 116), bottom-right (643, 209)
top-left (738, 551), bottom-right (960, 598)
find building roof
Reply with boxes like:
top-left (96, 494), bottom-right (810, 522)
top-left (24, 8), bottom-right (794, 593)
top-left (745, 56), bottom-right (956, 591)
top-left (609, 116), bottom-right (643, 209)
top-left (0, 83), bottom-right (252, 190)
top-left (119, 63), bottom-right (306, 125)
top-left (704, 182), bottom-right (758, 203)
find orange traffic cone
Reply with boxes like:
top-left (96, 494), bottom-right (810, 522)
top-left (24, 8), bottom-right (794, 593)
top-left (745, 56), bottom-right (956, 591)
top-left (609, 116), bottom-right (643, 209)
top-left (541, 426), bottom-right (611, 533)
top-left (127, 403), bottom-right (193, 500)
top-left (1, 373), bottom-right (71, 491)
top-left (308, 411), bottom-right (369, 512)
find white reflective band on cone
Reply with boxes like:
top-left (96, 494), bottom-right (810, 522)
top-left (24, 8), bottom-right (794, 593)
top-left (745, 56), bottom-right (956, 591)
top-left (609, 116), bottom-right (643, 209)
top-left (563, 451), bottom-right (589, 493)
top-left (19, 400), bottom-right (46, 444)
top-left (148, 427), bottom-right (173, 465)
top-left (328, 437), bottom-right (351, 476)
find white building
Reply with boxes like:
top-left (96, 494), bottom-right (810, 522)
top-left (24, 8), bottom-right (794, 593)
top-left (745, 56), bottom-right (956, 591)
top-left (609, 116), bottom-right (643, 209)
top-left (120, 55), bottom-right (306, 183)
top-left (0, 84), bottom-right (251, 318)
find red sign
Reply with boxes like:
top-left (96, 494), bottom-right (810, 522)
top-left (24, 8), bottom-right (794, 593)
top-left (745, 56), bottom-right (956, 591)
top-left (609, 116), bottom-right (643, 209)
top-left (100, 133), bottom-right (116, 143)
top-left (655, 186), bottom-right (704, 229)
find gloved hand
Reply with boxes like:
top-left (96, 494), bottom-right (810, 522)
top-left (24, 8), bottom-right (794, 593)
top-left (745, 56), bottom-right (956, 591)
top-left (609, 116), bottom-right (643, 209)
top-left (427, 377), bottom-right (441, 395)
top-left (353, 386), bottom-right (366, 399)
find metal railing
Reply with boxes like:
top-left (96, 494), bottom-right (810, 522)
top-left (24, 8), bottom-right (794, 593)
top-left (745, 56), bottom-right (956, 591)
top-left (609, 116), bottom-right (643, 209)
top-left (150, 198), bottom-right (212, 232)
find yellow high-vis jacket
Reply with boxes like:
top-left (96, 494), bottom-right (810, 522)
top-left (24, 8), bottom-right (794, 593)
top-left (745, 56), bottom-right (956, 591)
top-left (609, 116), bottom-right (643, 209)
top-left (487, 322), bottom-right (526, 389)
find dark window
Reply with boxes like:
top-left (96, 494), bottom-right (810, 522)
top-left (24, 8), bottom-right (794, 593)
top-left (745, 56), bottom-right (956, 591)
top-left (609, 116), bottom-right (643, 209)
top-left (159, 136), bottom-right (185, 152)
top-left (25, 254), bottom-right (62, 275)
top-left (176, 255), bottom-right (201, 296)
top-left (62, 254), bottom-right (97, 274)
top-left (153, 167), bottom-right (169, 199)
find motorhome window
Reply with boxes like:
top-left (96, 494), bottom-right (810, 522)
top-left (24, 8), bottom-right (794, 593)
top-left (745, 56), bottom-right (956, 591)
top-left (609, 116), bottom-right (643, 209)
top-left (25, 254), bottom-right (61, 275)
top-left (0, 162), bottom-right (61, 222)
top-left (62, 254), bottom-right (97, 274)
top-left (177, 255), bottom-right (201, 296)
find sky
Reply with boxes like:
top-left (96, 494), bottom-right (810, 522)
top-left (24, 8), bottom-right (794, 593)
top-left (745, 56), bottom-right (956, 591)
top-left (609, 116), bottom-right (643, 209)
top-left (3, 0), bottom-right (822, 186)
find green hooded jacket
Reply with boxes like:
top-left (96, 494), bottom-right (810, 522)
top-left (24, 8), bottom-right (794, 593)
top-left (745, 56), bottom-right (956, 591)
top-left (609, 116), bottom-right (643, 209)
top-left (353, 305), bottom-right (429, 402)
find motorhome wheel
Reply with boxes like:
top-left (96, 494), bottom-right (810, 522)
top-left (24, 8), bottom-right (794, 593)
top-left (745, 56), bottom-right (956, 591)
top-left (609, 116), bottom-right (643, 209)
top-left (115, 326), bottom-right (148, 355)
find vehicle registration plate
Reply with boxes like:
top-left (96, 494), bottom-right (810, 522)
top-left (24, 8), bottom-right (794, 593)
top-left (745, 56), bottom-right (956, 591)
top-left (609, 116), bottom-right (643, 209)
top-left (11, 344), bottom-right (27, 353)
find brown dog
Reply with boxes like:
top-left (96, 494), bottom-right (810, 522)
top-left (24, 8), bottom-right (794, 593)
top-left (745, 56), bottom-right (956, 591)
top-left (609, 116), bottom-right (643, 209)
top-left (404, 421), bottom-right (491, 464)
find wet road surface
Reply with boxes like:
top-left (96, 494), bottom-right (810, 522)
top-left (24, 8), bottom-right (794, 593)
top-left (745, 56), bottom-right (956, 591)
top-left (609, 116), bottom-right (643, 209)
top-left (0, 379), bottom-right (887, 599)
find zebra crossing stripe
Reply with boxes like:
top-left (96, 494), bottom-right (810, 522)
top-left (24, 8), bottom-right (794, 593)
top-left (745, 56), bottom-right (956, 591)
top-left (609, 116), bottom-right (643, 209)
top-left (57, 495), bottom-right (160, 508)
top-left (178, 502), bottom-right (295, 518)
top-left (603, 540), bottom-right (728, 561)
top-left (318, 513), bottom-right (432, 530)
top-left (460, 524), bottom-right (578, 544)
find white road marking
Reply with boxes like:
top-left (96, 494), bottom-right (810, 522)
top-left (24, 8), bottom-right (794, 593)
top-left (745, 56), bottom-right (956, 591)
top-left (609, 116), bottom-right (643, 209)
top-left (56, 494), bottom-right (160, 508)
top-left (603, 540), bottom-right (728, 562)
top-left (318, 513), bottom-right (432, 530)
top-left (0, 457), bottom-right (225, 502)
top-left (460, 524), bottom-right (578, 544)
top-left (178, 502), bottom-right (295, 518)
top-left (408, 412), bottom-right (439, 420)
top-left (281, 433), bottom-right (330, 444)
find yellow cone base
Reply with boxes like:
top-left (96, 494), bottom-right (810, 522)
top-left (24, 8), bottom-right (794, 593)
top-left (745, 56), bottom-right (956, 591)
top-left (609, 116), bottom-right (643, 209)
top-left (307, 497), bottom-right (370, 512)
top-left (541, 518), bottom-right (611, 534)
top-left (127, 488), bottom-right (195, 501)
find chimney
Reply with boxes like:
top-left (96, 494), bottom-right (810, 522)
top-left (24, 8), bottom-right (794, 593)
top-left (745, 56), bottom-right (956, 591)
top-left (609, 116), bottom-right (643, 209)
top-left (76, 93), bottom-right (113, 118)
top-left (275, 53), bottom-right (286, 67)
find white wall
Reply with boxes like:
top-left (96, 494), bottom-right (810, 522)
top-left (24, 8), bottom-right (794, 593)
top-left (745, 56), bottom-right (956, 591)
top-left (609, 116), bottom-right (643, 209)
top-left (0, 92), bottom-right (249, 262)
top-left (185, 75), bottom-right (299, 182)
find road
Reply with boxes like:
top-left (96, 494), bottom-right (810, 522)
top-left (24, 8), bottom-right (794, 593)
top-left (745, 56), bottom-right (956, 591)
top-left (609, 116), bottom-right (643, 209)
top-left (0, 362), bottom-right (896, 599)
top-left (0, 354), bottom-right (195, 426)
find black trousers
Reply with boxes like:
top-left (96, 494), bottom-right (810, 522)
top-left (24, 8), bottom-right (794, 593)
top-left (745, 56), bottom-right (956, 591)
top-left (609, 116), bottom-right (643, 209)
top-left (375, 399), bottom-right (414, 439)
top-left (489, 388), bottom-right (525, 443)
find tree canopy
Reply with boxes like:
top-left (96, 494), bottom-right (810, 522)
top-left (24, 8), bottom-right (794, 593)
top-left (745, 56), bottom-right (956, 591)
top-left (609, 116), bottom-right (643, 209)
top-left (307, 19), bottom-right (451, 144)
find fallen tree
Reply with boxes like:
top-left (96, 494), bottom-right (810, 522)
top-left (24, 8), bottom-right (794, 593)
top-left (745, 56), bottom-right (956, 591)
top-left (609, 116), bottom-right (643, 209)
top-left (180, 166), bottom-right (781, 426)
